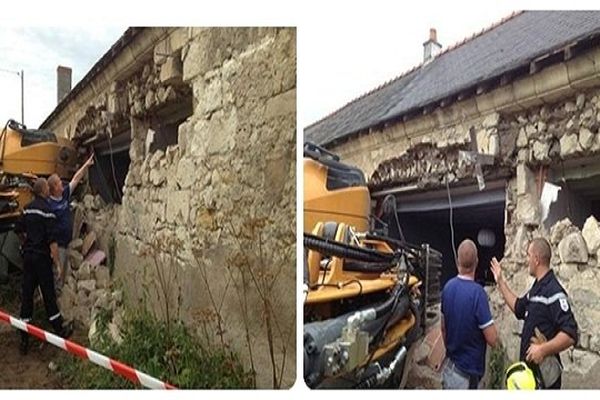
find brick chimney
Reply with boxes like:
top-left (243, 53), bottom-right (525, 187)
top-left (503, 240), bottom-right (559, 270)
top-left (57, 66), bottom-right (72, 103)
top-left (423, 28), bottom-right (442, 64)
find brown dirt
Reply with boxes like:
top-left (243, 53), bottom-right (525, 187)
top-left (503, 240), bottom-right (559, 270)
top-left (1, 273), bottom-right (71, 389)
top-left (0, 322), bottom-right (65, 389)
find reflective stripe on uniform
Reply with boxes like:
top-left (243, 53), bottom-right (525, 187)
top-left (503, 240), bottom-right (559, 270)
top-left (529, 292), bottom-right (567, 305)
top-left (23, 209), bottom-right (56, 219)
top-left (48, 312), bottom-right (61, 321)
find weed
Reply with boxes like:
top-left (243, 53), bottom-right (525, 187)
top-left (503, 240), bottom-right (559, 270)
top-left (488, 342), bottom-right (509, 389)
top-left (57, 309), bottom-right (253, 389)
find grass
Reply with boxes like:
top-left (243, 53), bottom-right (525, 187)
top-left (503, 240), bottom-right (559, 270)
top-left (57, 309), bottom-right (254, 389)
top-left (487, 342), bottom-right (509, 389)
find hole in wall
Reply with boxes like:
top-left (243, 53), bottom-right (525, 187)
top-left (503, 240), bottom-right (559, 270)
top-left (381, 182), bottom-right (506, 288)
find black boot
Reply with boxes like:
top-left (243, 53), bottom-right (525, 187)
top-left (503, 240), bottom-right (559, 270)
top-left (19, 332), bottom-right (29, 355)
top-left (51, 316), bottom-right (73, 339)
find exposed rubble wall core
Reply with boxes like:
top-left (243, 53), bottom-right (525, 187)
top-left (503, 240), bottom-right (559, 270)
top-left (328, 81), bottom-right (600, 386)
top-left (43, 27), bottom-right (296, 388)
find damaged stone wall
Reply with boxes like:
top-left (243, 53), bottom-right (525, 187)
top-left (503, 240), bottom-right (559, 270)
top-left (48, 27), bottom-right (295, 388)
top-left (328, 83), bottom-right (600, 386)
top-left (494, 89), bottom-right (600, 387)
top-left (114, 28), bottom-right (296, 388)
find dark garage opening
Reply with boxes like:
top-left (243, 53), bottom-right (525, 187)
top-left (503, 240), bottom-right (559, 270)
top-left (90, 132), bottom-right (131, 204)
top-left (382, 183), bottom-right (506, 288)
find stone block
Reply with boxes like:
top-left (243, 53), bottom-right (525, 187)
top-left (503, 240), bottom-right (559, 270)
top-left (73, 306), bottom-right (89, 326)
top-left (68, 238), bottom-right (83, 251)
top-left (550, 218), bottom-right (575, 245)
top-left (560, 133), bottom-right (582, 157)
top-left (265, 89), bottom-right (295, 120)
top-left (516, 195), bottom-right (540, 225)
top-left (557, 263), bottom-right (579, 281)
top-left (149, 150), bottom-right (164, 169)
top-left (516, 164), bottom-right (535, 196)
top-left (194, 76), bottom-right (223, 116)
top-left (58, 285), bottom-right (77, 316)
top-left (166, 190), bottom-right (190, 224)
top-left (516, 128), bottom-right (527, 147)
top-left (482, 112), bottom-right (499, 128)
top-left (559, 232), bottom-right (589, 264)
top-left (95, 266), bottom-right (111, 289)
top-left (82, 231), bottom-right (97, 256)
top-left (577, 93), bottom-right (586, 109)
top-left (149, 168), bottom-right (166, 186)
top-left (75, 261), bottom-right (92, 280)
top-left (93, 289), bottom-right (111, 311)
top-left (525, 123), bottom-right (537, 137)
top-left (532, 140), bottom-right (550, 161)
top-left (159, 55), bottom-right (183, 85)
top-left (207, 112), bottom-right (237, 156)
top-left (582, 216), bottom-right (600, 254)
top-left (76, 289), bottom-right (91, 308)
top-left (129, 138), bottom-right (145, 162)
top-left (176, 157), bottom-right (196, 189)
top-left (83, 194), bottom-right (95, 209)
top-left (77, 279), bottom-right (97, 294)
top-left (579, 127), bottom-right (595, 150)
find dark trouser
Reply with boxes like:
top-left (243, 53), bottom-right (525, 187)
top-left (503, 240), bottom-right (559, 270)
top-left (20, 252), bottom-right (64, 344)
top-left (543, 375), bottom-right (561, 389)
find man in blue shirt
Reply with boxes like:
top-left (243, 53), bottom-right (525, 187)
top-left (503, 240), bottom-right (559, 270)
top-left (47, 153), bottom-right (94, 291)
top-left (491, 237), bottom-right (578, 388)
top-left (441, 239), bottom-right (498, 389)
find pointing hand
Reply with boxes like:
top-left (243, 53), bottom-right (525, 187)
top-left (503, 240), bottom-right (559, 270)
top-left (490, 257), bottom-right (503, 284)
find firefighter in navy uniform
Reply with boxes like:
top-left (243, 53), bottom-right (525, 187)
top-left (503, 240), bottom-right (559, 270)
top-left (15, 178), bottom-right (73, 355)
top-left (491, 237), bottom-right (578, 389)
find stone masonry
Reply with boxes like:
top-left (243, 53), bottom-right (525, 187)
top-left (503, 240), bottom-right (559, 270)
top-left (47, 28), bottom-right (296, 388)
top-left (329, 86), bottom-right (600, 387)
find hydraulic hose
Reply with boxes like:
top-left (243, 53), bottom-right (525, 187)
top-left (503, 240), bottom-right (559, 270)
top-left (372, 283), bottom-right (404, 319)
top-left (304, 233), bottom-right (395, 264)
top-left (344, 261), bottom-right (396, 274)
top-left (354, 346), bottom-right (408, 389)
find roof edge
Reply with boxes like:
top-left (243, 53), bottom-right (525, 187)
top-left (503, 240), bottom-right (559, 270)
top-left (304, 10), bottom-right (523, 133)
top-left (39, 27), bottom-right (143, 130)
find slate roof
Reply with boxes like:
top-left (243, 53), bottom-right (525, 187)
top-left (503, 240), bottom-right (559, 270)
top-left (305, 11), bottom-right (600, 146)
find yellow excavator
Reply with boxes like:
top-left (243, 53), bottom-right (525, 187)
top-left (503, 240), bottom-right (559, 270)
top-left (0, 119), bottom-right (78, 282)
top-left (0, 119), bottom-right (77, 232)
top-left (303, 142), bottom-right (441, 389)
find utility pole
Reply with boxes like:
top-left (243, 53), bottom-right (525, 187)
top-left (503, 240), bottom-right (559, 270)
top-left (20, 70), bottom-right (24, 125)
top-left (0, 67), bottom-right (24, 125)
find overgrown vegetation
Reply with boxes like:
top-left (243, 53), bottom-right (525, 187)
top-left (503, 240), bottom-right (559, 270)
top-left (57, 309), bottom-right (253, 389)
top-left (487, 342), bottom-right (509, 389)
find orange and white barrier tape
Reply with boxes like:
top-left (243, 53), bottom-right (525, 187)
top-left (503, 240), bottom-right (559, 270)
top-left (0, 309), bottom-right (176, 389)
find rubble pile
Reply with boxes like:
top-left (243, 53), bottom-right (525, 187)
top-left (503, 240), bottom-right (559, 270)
top-left (57, 198), bottom-right (124, 344)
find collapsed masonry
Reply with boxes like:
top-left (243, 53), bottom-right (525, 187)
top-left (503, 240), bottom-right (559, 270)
top-left (43, 28), bottom-right (296, 388)
top-left (356, 90), bottom-right (600, 387)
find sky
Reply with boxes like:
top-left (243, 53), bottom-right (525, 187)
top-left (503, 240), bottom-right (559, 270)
top-left (300, 4), bottom-right (521, 128)
top-left (0, 26), bottom-right (125, 130)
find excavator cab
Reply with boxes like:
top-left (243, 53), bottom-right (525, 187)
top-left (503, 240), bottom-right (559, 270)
top-left (0, 119), bottom-right (78, 281)
top-left (0, 119), bottom-right (77, 230)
